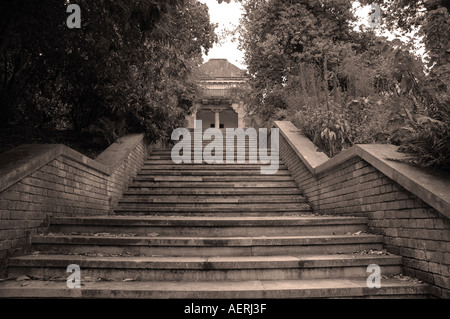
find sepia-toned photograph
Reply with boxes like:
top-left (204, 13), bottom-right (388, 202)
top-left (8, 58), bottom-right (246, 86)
top-left (0, 0), bottom-right (449, 313)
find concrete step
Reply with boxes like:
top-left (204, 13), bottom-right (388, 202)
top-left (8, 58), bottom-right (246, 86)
top-left (146, 157), bottom-right (276, 162)
top-left (123, 187), bottom-right (302, 195)
top-left (0, 278), bottom-right (430, 299)
top-left (137, 169), bottom-right (290, 175)
top-left (145, 156), bottom-right (278, 161)
top-left (142, 163), bottom-right (285, 168)
top-left (118, 195), bottom-right (308, 204)
top-left (30, 234), bottom-right (384, 256)
top-left (150, 148), bottom-right (269, 152)
top-left (6, 254), bottom-right (402, 282)
top-left (164, 143), bottom-right (265, 146)
top-left (113, 211), bottom-right (313, 217)
top-left (147, 153), bottom-right (276, 159)
top-left (128, 181), bottom-right (299, 187)
top-left (47, 216), bottom-right (368, 237)
top-left (143, 160), bottom-right (281, 165)
top-left (166, 148), bottom-right (271, 152)
top-left (113, 205), bottom-right (312, 216)
top-left (132, 176), bottom-right (295, 182)
top-left (115, 202), bottom-right (311, 210)
top-left (149, 150), bottom-right (270, 154)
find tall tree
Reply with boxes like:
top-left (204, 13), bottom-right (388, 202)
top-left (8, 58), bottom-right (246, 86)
top-left (361, 0), bottom-right (450, 169)
top-left (238, 0), bottom-right (360, 121)
top-left (0, 0), bottom-right (216, 142)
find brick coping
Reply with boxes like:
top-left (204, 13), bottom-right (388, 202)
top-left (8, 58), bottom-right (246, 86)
top-left (275, 121), bottom-right (450, 219)
top-left (0, 133), bottom-right (145, 194)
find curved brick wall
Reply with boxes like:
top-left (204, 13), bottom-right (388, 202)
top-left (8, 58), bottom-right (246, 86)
top-left (0, 134), bottom-right (151, 274)
top-left (276, 121), bottom-right (450, 298)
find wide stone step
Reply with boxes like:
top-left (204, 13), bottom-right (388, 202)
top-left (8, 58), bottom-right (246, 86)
top-left (146, 158), bottom-right (273, 163)
top-left (141, 163), bottom-right (286, 169)
top-left (150, 148), bottom-right (270, 151)
top-left (116, 202), bottom-right (310, 210)
top-left (30, 234), bottom-right (384, 256)
top-left (114, 205), bottom-right (312, 216)
top-left (146, 159), bottom-right (275, 164)
top-left (143, 160), bottom-right (281, 165)
top-left (118, 195), bottom-right (307, 204)
top-left (132, 176), bottom-right (295, 182)
top-left (146, 156), bottom-right (274, 162)
top-left (145, 156), bottom-right (278, 161)
top-left (149, 149), bottom-right (269, 153)
top-left (6, 254), bottom-right (402, 282)
top-left (128, 181), bottom-right (298, 188)
top-left (47, 216), bottom-right (368, 237)
top-left (171, 145), bottom-right (267, 149)
top-left (0, 278), bottom-right (430, 299)
top-left (137, 169), bottom-right (289, 176)
top-left (123, 187), bottom-right (302, 195)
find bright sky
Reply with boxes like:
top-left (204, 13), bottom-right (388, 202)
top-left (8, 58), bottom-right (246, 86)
top-left (199, 0), bottom-right (246, 70)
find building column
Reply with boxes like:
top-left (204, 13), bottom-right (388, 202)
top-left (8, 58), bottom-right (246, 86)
top-left (192, 111), bottom-right (197, 128)
top-left (215, 111), bottom-right (220, 128)
top-left (189, 105), bottom-right (200, 128)
top-left (231, 102), bottom-right (246, 128)
top-left (212, 109), bottom-right (222, 128)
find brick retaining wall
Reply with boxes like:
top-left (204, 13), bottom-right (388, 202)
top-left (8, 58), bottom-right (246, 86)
top-left (276, 121), bottom-right (450, 298)
top-left (0, 134), bottom-right (151, 274)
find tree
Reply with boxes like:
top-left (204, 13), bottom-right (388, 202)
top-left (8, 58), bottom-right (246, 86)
top-left (237, 0), bottom-right (385, 156)
top-left (0, 0), bottom-right (216, 143)
top-left (238, 0), bottom-right (362, 111)
top-left (361, 0), bottom-right (450, 170)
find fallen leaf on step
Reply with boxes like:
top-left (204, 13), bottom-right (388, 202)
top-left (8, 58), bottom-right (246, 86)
top-left (16, 276), bottom-right (30, 281)
top-left (123, 278), bottom-right (136, 282)
top-left (48, 276), bottom-right (62, 281)
top-left (94, 232), bottom-right (111, 237)
top-left (352, 231), bottom-right (362, 236)
top-left (147, 233), bottom-right (160, 237)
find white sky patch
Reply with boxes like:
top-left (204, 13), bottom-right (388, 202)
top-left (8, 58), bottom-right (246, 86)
top-left (199, 0), bottom-right (246, 70)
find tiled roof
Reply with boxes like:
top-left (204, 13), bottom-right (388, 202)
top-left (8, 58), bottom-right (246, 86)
top-left (197, 59), bottom-right (246, 79)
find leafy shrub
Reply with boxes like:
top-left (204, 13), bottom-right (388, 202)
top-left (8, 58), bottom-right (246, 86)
top-left (398, 105), bottom-right (450, 171)
top-left (292, 95), bottom-right (393, 157)
top-left (292, 101), bottom-right (351, 157)
top-left (343, 96), bottom-right (392, 145)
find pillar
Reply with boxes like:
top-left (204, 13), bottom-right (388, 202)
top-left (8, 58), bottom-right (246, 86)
top-left (212, 108), bottom-right (223, 128)
top-left (232, 102), bottom-right (246, 128)
top-left (215, 110), bottom-right (220, 128)
top-left (189, 105), bottom-right (199, 128)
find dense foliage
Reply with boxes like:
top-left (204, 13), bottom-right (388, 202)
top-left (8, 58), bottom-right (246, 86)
top-left (0, 0), bottom-right (216, 144)
top-left (365, 0), bottom-right (450, 170)
top-left (237, 0), bottom-right (449, 170)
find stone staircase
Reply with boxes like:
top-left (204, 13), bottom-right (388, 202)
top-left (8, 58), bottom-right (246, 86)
top-left (0, 136), bottom-right (430, 298)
